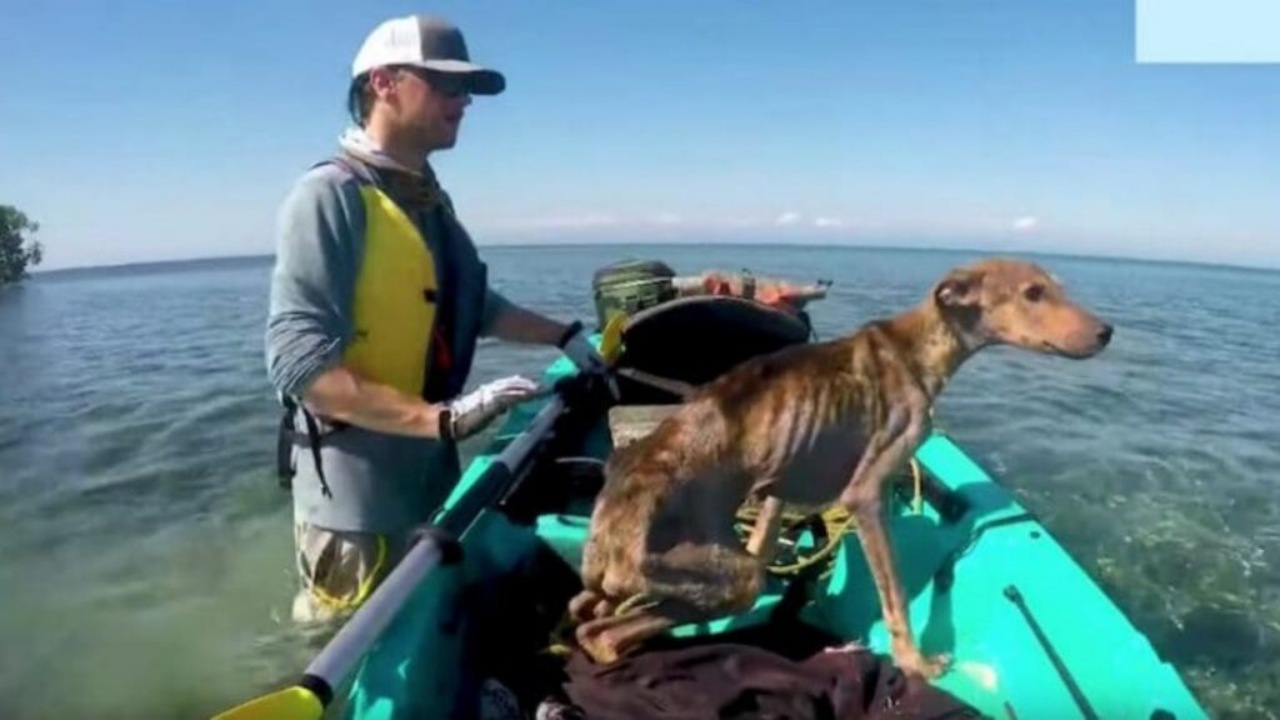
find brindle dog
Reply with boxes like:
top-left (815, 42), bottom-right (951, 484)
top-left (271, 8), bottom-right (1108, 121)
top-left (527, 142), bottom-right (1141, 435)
top-left (567, 258), bottom-right (1113, 679)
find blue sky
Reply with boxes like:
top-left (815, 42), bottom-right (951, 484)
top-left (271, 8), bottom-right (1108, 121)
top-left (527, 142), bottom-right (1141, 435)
top-left (2, 0), bottom-right (1277, 270)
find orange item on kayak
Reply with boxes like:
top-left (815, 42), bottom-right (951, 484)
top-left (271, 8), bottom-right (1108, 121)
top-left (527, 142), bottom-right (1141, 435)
top-left (675, 271), bottom-right (832, 315)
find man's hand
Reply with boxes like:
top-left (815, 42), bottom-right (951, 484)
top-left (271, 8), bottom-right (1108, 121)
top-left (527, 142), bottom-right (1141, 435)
top-left (441, 375), bottom-right (542, 441)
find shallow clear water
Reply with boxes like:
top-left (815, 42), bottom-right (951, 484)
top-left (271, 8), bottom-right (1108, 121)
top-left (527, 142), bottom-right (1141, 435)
top-left (0, 245), bottom-right (1277, 719)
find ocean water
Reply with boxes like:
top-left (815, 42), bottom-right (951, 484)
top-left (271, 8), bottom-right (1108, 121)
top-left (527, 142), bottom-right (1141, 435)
top-left (0, 244), bottom-right (1277, 719)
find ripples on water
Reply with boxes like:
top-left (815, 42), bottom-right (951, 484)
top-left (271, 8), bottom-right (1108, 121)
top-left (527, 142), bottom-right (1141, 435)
top-left (0, 245), bottom-right (1277, 719)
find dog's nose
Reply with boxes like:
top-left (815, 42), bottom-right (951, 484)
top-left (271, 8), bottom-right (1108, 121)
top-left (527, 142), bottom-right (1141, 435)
top-left (1097, 323), bottom-right (1114, 346)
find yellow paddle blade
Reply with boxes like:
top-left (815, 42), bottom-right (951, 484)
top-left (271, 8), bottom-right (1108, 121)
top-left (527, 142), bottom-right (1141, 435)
top-left (599, 314), bottom-right (626, 366)
top-left (211, 685), bottom-right (324, 720)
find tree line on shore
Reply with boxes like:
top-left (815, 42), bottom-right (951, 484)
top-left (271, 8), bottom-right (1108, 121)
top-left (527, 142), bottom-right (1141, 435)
top-left (1, 204), bottom-right (43, 288)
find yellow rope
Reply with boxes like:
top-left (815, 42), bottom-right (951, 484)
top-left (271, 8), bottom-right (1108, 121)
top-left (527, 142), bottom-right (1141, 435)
top-left (613, 593), bottom-right (660, 617)
top-left (307, 533), bottom-right (390, 614)
top-left (732, 457), bottom-right (927, 579)
top-left (542, 612), bottom-right (579, 658)
top-left (912, 455), bottom-right (924, 515)
top-left (733, 503), bottom-right (855, 578)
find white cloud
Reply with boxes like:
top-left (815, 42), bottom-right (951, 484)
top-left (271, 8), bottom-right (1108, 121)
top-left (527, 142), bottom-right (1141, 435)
top-left (477, 210), bottom-right (853, 234)
top-left (712, 216), bottom-right (766, 228)
top-left (1011, 216), bottom-right (1040, 232)
top-left (500, 213), bottom-right (620, 229)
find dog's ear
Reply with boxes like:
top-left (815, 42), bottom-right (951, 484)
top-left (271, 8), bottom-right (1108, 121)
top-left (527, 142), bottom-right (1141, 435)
top-left (934, 268), bottom-right (983, 308)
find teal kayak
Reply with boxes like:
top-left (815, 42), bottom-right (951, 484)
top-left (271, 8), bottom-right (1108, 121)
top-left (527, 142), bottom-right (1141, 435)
top-left (219, 262), bottom-right (1209, 720)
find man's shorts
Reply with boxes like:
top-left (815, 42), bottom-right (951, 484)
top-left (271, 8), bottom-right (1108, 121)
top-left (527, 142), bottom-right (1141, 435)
top-left (291, 521), bottom-right (412, 624)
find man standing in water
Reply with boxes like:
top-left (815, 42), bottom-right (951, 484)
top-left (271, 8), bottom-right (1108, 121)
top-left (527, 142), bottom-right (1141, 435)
top-left (265, 14), bottom-right (604, 623)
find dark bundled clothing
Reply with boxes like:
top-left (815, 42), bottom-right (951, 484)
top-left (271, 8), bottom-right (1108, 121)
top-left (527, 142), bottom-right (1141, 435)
top-left (462, 544), bottom-right (984, 719)
top-left (537, 635), bottom-right (985, 720)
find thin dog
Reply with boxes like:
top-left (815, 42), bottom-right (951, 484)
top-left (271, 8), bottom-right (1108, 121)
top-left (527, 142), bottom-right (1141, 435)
top-left (567, 257), bottom-right (1114, 679)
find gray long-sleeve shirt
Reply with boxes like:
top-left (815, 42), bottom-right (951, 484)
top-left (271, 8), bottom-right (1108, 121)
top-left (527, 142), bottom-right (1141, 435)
top-left (264, 158), bottom-right (513, 535)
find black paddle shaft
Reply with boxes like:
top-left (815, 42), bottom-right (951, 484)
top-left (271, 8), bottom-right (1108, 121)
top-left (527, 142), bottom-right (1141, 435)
top-left (1003, 584), bottom-right (1100, 720)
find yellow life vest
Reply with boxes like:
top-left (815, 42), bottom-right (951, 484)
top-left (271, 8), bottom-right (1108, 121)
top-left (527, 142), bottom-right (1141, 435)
top-left (340, 183), bottom-right (441, 399)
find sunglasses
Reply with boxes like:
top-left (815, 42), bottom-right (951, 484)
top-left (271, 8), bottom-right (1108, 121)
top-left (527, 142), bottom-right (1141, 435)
top-left (397, 66), bottom-right (470, 99)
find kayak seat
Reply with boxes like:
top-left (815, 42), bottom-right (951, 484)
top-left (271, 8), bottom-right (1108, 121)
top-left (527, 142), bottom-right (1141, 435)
top-left (612, 294), bottom-right (812, 404)
top-left (607, 403), bottom-right (680, 449)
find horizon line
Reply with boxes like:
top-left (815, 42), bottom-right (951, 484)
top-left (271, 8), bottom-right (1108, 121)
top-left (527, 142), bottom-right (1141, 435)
top-left (28, 238), bottom-right (1280, 278)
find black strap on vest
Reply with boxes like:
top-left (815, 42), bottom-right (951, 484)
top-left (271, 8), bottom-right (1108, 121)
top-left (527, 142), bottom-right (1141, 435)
top-left (276, 394), bottom-right (334, 499)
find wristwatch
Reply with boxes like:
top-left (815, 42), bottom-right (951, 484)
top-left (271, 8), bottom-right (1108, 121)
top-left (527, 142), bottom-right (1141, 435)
top-left (438, 406), bottom-right (455, 441)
